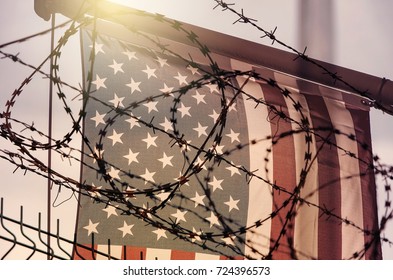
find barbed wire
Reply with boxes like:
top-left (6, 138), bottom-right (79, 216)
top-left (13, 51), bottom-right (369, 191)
top-left (212, 0), bottom-right (393, 116)
top-left (0, 1), bottom-right (392, 259)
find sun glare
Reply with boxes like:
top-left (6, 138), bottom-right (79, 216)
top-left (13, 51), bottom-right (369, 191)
top-left (107, 0), bottom-right (166, 14)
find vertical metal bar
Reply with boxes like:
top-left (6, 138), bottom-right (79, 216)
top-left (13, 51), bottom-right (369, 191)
top-left (56, 219), bottom-right (72, 259)
top-left (38, 212), bottom-right (54, 259)
top-left (72, 233), bottom-right (85, 260)
top-left (91, 233), bottom-right (96, 260)
top-left (107, 238), bottom-right (111, 260)
top-left (0, 198), bottom-right (16, 260)
top-left (47, 12), bottom-right (56, 260)
top-left (20, 206), bottom-right (36, 260)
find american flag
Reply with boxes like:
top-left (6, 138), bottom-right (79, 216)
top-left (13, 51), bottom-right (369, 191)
top-left (74, 23), bottom-right (381, 260)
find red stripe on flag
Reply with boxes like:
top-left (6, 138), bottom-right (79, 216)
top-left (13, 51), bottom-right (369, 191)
top-left (347, 108), bottom-right (382, 259)
top-left (305, 94), bottom-right (342, 259)
top-left (261, 84), bottom-right (297, 259)
top-left (73, 244), bottom-right (97, 260)
top-left (123, 246), bottom-right (147, 260)
top-left (220, 255), bottom-right (245, 260)
top-left (170, 250), bottom-right (196, 260)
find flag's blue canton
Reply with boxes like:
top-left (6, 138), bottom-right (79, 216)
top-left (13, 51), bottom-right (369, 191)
top-left (77, 30), bottom-right (251, 257)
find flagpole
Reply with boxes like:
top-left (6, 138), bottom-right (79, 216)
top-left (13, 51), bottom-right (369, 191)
top-left (47, 12), bottom-right (56, 260)
top-left (33, 0), bottom-right (393, 109)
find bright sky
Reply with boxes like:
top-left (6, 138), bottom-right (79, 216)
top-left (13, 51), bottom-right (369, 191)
top-left (0, 0), bottom-right (392, 259)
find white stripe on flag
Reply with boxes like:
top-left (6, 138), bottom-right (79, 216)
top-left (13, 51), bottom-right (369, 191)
top-left (320, 87), bottom-right (365, 259)
top-left (231, 59), bottom-right (273, 259)
top-left (96, 244), bottom-right (122, 260)
top-left (278, 84), bottom-right (319, 259)
top-left (194, 253), bottom-right (220, 260)
top-left (146, 248), bottom-right (171, 260)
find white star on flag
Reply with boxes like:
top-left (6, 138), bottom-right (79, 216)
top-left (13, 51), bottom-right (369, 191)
top-left (153, 228), bottom-right (167, 241)
top-left (226, 129), bottom-right (240, 143)
top-left (226, 98), bottom-right (237, 112)
top-left (191, 191), bottom-right (206, 208)
top-left (159, 83), bottom-right (174, 95)
top-left (90, 110), bottom-right (106, 127)
top-left (142, 65), bottom-right (157, 79)
top-left (158, 152), bottom-right (174, 168)
top-left (206, 212), bottom-right (220, 228)
top-left (171, 209), bottom-right (188, 223)
top-left (108, 59), bottom-right (124, 74)
top-left (87, 183), bottom-right (102, 199)
top-left (108, 129), bottom-right (123, 146)
top-left (141, 168), bottom-right (156, 184)
top-left (109, 93), bottom-right (125, 108)
top-left (126, 78), bottom-right (141, 94)
top-left (142, 132), bottom-right (158, 148)
top-left (118, 221), bottom-right (134, 238)
top-left (90, 42), bottom-right (104, 55)
top-left (141, 204), bottom-right (153, 219)
top-left (187, 65), bottom-right (200, 75)
top-left (209, 109), bottom-right (220, 123)
top-left (92, 74), bottom-right (107, 90)
top-left (192, 90), bottom-right (206, 104)
top-left (221, 235), bottom-right (236, 246)
top-left (193, 122), bottom-right (208, 137)
top-left (155, 56), bottom-right (169, 67)
top-left (90, 147), bottom-right (104, 164)
top-left (224, 195), bottom-right (240, 212)
top-left (194, 157), bottom-right (207, 171)
top-left (214, 144), bottom-right (225, 155)
top-left (125, 114), bottom-right (141, 129)
top-left (226, 163), bottom-right (242, 177)
top-left (108, 167), bottom-right (121, 180)
top-left (174, 72), bottom-right (188, 85)
top-left (159, 117), bottom-right (173, 132)
top-left (205, 83), bottom-right (219, 93)
top-left (123, 148), bottom-right (139, 165)
top-left (208, 176), bottom-right (224, 192)
top-left (155, 190), bottom-right (171, 202)
top-left (83, 219), bottom-right (99, 236)
top-left (178, 102), bottom-right (191, 118)
top-left (102, 204), bottom-right (119, 218)
top-left (179, 140), bottom-right (192, 153)
top-left (123, 50), bottom-right (138, 60)
top-left (143, 100), bottom-right (159, 113)
top-left (191, 228), bottom-right (202, 243)
top-left (124, 186), bottom-right (137, 201)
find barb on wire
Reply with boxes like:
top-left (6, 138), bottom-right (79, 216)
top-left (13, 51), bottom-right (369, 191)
top-left (0, 19), bottom-right (73, 49)
top-left (212, 0), bottom-right (393, 116)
